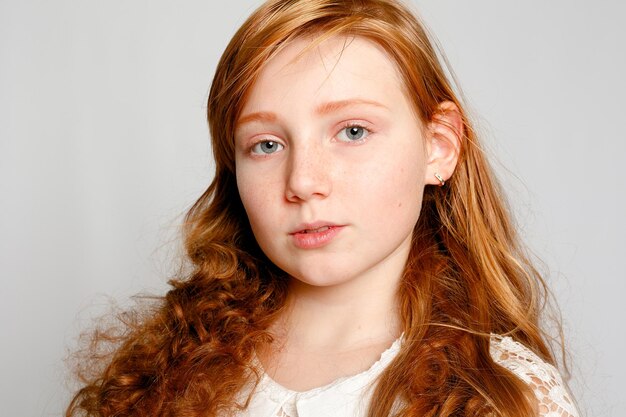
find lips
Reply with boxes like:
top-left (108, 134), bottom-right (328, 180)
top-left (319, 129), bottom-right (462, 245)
top-left (299, 225), bottom-right (331, 234)
top-left (290, 221), bottom-right (345, 249)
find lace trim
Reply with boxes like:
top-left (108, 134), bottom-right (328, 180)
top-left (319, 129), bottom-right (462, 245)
top-left (490, 335), bottom-right (579, 417)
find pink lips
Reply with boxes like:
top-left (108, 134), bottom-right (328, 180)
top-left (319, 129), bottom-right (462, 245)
top-left (290, 221), bottom-right (345, 249)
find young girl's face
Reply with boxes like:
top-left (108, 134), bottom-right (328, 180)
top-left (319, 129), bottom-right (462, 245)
top-left (234, 36), bottom-right (432, 289)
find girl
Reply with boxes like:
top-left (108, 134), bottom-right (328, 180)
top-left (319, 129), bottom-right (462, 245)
top-left (66, 1), bottom-right (580, 416)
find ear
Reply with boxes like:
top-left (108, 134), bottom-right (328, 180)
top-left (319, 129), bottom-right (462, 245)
top-left (424, 101), bottom-right (463, 186)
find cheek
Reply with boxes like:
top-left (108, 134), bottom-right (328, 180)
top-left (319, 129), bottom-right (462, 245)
top-left (352, 145), bottom-right (426, 229)
top-left (236, 167), bottom-right (261, 213)
top-left (359, 144), bottom-right (425, 201)
top-left (236, 168), bottom-right (282, 238)
top-left (383, 166), bottom-right (424, 217)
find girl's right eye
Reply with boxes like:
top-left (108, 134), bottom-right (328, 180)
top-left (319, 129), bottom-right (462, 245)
top-left (251, 140), bottom-right (284, 155)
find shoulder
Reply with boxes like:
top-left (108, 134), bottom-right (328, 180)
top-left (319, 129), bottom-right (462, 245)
top-left (489, 334), bottom-right (580, 417)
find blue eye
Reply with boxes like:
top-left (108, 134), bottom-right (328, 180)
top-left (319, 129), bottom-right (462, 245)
top-left (251, 140), bottom-right (284, 155)
top-left (337, 125), bottom-right (370, 142)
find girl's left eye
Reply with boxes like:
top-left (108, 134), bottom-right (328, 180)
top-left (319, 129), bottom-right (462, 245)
top-left (336, 124), bottom-right (371, 143)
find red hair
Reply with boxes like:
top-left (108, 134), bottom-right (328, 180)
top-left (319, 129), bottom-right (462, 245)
top-left (67, 1), bottom-right (564, 416)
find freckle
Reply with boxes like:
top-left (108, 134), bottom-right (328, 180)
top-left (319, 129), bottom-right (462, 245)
top-left (398, 202), bottom-right (402, 208)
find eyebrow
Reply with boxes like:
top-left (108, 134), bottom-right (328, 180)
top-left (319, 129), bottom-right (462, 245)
top-left (314, 98), bottom-right (388, 115)
top-left (236, 98), bottom-right (388, 127)
top-left (236, 111), bottom-right (277, 127)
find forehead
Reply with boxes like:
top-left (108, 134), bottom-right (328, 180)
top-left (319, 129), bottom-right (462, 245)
top-left (240, 35), bottom-right (410, 118)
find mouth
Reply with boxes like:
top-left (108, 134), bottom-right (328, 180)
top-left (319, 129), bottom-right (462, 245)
top-left (289, 222), bottom-right (345, 249)
top-left (297, 225), bottom-right (333, 234)
top-left (290, 221), bottom-right (341, 235)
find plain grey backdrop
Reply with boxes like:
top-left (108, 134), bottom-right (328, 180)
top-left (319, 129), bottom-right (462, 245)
top-left (1, 0), bottom-right (624, 416)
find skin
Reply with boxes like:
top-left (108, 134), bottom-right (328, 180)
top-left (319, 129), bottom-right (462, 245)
top-left (234, 36), bottom-right (462, 391)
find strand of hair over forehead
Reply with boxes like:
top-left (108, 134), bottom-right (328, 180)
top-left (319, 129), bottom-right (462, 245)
top-left (256, 0), bottom-right (472, 107)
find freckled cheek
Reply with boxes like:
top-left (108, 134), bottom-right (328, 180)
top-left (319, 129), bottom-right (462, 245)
top-left (240, 190), bottom-right (272, 215)
top-left (236, 173), bottom-right (284, 232)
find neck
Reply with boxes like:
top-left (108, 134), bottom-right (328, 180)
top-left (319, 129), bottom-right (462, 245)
top-left (272, 261), bottom-right (405, 353)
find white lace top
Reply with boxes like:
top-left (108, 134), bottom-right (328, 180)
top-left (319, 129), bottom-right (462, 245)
top-left (235, 335), bottom-right (579, 417)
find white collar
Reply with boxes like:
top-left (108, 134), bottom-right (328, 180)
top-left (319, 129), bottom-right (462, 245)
top-left (242, 335), bottom-right (404, 417)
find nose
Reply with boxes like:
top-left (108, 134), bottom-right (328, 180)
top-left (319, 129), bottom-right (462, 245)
top-left (285, 143), bottom-right (332, 203)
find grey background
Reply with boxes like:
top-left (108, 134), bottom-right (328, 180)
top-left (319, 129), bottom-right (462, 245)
top-left (1, 0), bottom-right (624, 416)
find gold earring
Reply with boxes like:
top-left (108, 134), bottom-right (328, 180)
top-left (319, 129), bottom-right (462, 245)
top-left (434, 172), bottom-right (445, 186)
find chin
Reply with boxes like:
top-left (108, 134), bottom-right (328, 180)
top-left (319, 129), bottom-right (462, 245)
top-left (293, 276), bottom-right (349, 288)
top-left (284, 265), bottom-right (358, 288)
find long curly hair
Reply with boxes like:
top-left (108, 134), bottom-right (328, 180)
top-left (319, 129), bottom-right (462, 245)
top-left (66, 1), bottom-right (562, 416)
